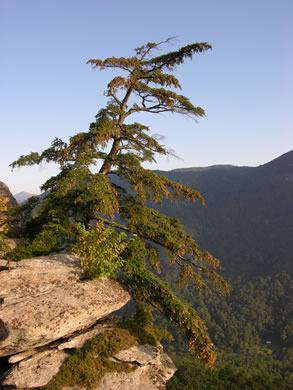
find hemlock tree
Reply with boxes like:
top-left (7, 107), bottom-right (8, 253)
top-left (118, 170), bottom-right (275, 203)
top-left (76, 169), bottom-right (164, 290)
top-left (10, 39), bottom-right (230, 367)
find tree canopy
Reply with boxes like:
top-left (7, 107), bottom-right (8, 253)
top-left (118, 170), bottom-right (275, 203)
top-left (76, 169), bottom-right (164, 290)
top-left (9, 39), bottom-right (230, 367)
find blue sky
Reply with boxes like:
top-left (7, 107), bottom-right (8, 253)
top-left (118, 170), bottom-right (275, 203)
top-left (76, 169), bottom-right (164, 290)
top-left (1, 0), bottom-right (292, 194)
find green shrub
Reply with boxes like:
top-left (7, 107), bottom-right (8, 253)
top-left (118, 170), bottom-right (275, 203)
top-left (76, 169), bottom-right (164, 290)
top-left (70, 222), bottom-right (126, 278)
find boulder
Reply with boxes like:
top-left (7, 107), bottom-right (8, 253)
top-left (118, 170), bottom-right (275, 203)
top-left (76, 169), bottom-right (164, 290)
top-left (2, 349), bottom-right (69, 388)
top-left (0, 254), bottom-right (131, 357)
top-left (96, 344), bottom-right (177, 390)
top-left (0, 253), bottom-right (176, 389)
top-left (57, 319), bottom-right (116, 351)
top-left (5, 342), bottom-right (176, 390)
top-left (3, 320), bottom-right (117, 388)
top-left (6, 317), bottom-right (116, 364)
top-left (0, 254), bottom-right (83, 301)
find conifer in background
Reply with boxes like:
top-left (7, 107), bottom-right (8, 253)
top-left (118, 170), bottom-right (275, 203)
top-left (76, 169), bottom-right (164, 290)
top-left (10, 39), bottom-right (230, 366)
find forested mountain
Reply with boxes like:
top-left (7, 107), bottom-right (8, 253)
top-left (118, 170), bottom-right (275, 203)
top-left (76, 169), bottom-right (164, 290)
top-left (154, 151), bottom-right (293, 388)
top-left (7, 152), bottom-right (293, 387)
top-left (156, 150), bottom-right (293, 280)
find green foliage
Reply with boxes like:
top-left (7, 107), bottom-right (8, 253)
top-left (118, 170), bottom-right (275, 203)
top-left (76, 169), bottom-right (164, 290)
top-left (44, 328), bottom-right (137, 390)
top-left (120, 234), bottom-right (218, 366)
top-left (160, 272), bottom-right (293, 356)
top-left (157, 270), bottom-right (293, 387)
top-left (10, 38), bottom-right (230, 366)
top-left (167, 351), bottom-right (293, 390)
top-left (151, 158), bottom-right (293, 385)
top-left (70, 222), bottom-right (126, 278)
top-left (118, 305), bottom-right (171, 346)
top-left (4, 210), bottom-right (74, 261)
top-left (4, 232), bottom-right (58, 261)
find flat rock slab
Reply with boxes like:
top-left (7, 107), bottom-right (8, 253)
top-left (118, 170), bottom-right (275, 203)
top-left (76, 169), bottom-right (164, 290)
top-left (0, 254), bottom-right (131, 357)
top-left (114, 344), bottom-right (162, 365)
top-left (3, 321), bottom-right (118, 388)
top-left (0, 254), bottom-right (83, 302)
top-left (58, 320), bottom-right (115, 351)
top-left (97, 344), bottom-right (176, 390)
top-left (58, 344), bottom-right (176, 390)
top-left (2, 349), bottom-right (68, 388)
top-left (2, 340), bottom-right (175, 389)
top-left (2, 341), bottom-right (175, 390)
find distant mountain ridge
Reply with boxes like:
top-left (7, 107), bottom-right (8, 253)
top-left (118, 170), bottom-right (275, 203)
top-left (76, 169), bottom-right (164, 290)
top-left (155, 150), bottom-right (293, 279)
top-left (170, 164), bottom-right (237, 173)
top-left (162, 150), bottom-right (293, 174)
top-left (13, 192), bottom-right (36, 204)
top-left (9, 151), bottom-right (293, 279)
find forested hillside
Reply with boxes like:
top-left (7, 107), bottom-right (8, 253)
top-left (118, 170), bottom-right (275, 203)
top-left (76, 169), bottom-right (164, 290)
top-left (154, 151), bottom-right (293, 388)
top-left (156, 150), bottom-right (293, 279)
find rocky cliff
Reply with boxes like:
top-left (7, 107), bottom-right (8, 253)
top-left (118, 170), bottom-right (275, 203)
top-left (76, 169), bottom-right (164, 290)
top-left (0, 181), bottom-right (17, 210)
top-left (0, 254), bottom-right (176, 389)
top-left (0, 181), bottom-right (20, 238)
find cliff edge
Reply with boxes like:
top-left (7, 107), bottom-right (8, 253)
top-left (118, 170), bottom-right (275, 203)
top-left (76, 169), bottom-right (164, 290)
top-left (0, 254), bottom-right (176, 389)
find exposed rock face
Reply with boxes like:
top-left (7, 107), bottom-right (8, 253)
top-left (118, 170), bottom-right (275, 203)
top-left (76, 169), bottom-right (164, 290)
top-left (0, 254), bottom-right (131, 357)
top-left (3, 343), bottom-right (176, 389)
top-left (13, 191), bottom-right (36, 204)
top-left (0, 181), bottom-right (17, 210)
top-left (57, 320), bottom-right (115, 351)
top-left (97, 344), bottom-right (176, 390)
top-left (2, 319), bottom-right (119, 388)
top-left (0, 181), bottom-right (21, 237)
top-left (0, 254), bottom-right (176, 389)
top-left (3, 349), bottom-right (69, 388)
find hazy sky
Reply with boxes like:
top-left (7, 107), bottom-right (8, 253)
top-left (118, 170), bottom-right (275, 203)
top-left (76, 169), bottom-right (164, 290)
top-left (1, 0), bottom-right (292, 194)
